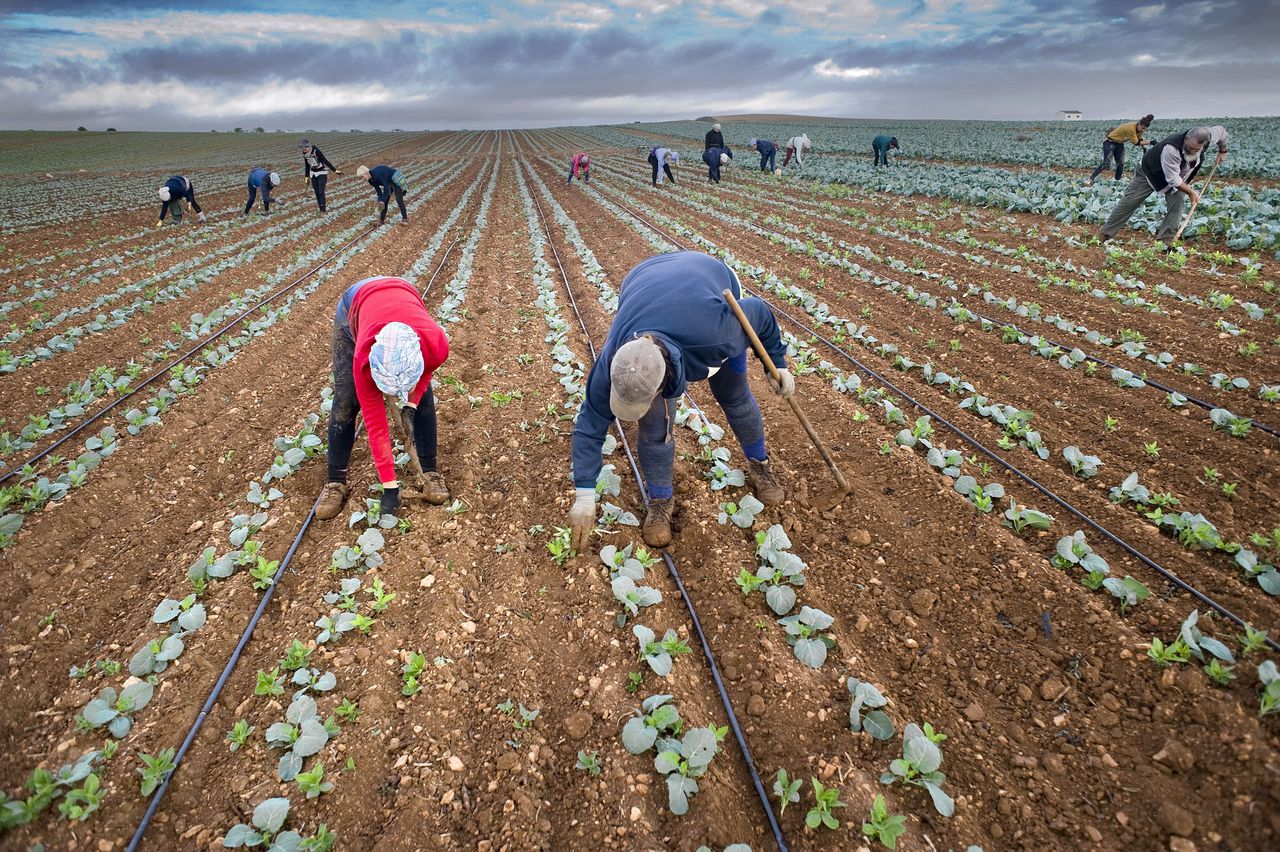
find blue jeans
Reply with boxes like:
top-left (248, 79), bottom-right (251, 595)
top-left (759, 148), bottom-right (776, 171)
top-left (1089, 140), bottom-right (1126, 181)
top-left (873, 146), bottom-right (889, 166)
top-left (636, 350), bottom-right (767, 493)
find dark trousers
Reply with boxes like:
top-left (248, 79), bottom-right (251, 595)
top-left (311, 174), bottom-right (328, 211)
top-left (327, 312), bottom-right (438, 482)
top-left (783, 147), bottom-right (795, 166)
top-left (648, 153), bottom-right (675, 185)
top-left (244, 183), bottom-right (270, 213)
top-left (380, 185), bottom-right (407, 223)
top-left (873, 146), bottom-right (890, 166)
top-left (159, 188), bottom-right (201, 221)
top-left (567, 166), bottom-right (590, 184)
top-left (1089, 140), bottom-right (1126, 181)
top-left (759, 149), bottom-right (776, 171)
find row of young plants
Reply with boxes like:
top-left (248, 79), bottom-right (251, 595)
top-left (545, 159), bottom-right (982, 846)
top-left (616, 165), bottom-right (1274, 443)
top-left (0, 177), bottom-right (451, 545)
top-left (0, 172), bottom-right (373, 355)
top-left (0, 389), bottom-right (334, 840)
top-left (716, 175), bottom-right (1277, 405)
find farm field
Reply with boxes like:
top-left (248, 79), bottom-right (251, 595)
top-left (1, 122), bottom-right (1278, 852)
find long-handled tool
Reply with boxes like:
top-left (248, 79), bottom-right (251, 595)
top-left (1172, 158), bottom-right (1221, 244)
top-left (723, 289), bottom-right (851, 509)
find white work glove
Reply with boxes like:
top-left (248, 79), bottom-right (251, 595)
top-left (768, 368), bottom-right (796, 398)
top-left (568, 487), bottom-right (597, 554)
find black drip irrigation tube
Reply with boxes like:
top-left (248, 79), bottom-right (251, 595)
top-left (605, 197), bottom-right (1280, 655)
top-left (0, 224), bottom-right (380, 487)
top-left (521, 160), bottom-right (788, 852)
top-left (126, 226), bottom-right (467, 851)
top-left (593, 159), bottom-right (1279, 438)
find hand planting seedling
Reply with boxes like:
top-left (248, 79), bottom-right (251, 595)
top-left (848, 677), bottom-right (895, 740)
top-left (621, 694), bottom-right (683, 754)
top-left (547, 527), bottom-right (573, 565)
top-left (634, 625), bottom-right (692, 677)
top-left (861, 793), bottom-right (908, 848)
top-left (805, 778), bottom-right (847, 830)
top-left (778, 606), bottom-right (836, 668)
top-left (773, 768), bottom-right (802, 816)
top-left (82, 680), bottom-right (154, 738)
top-left (880, 722), bottom-right (954, 817)
top-left (654, 726), bottom-right (719, 816)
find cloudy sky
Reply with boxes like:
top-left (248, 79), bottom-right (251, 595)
top-left (2, 0), bottom-right (1277, 130)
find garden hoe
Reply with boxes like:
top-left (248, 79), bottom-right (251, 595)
top-left (723, 289), bottom-right (852, 512)
top-left (1172, 158), bottom-right (1220, 244)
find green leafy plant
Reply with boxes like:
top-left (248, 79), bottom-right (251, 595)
top-left (634, 625), bottom-right (692, 677)
top-left (295, 762), bottom-right (334, 799)
top-left (223, 797), bottom-right (296, 848)
top-left (1239, 625), bottom-right (1269, 656)
top-left (1259, 661), bottom-right (1280, 717)
top-left (335, 698), bottom-right (361, 723)
top-left (778, 606), bottom-right (837, 668)
top-left (82, 681), bottom-right (155, 738)
top-left (655, 727), bottom-right (719, 816)
top-left (1147, 637), bottom-right (1191, 668)
top-left (805, 778), bottom-right (846, 830)
top-left (861, 793), bottom-right (907, 848)
top-left (575, 750), bottom-right (602, 776)
top-left (402, 651), bottom-right (425, 697)
top-left (547, 527), bottom-right (573, 564)
top-left (227, 719), bottom-right (253, 752)
top-left (848, 677), bottom-right (895, 740)
top-left (880, 723), bottom-right (954, 817)
top-left (137, 747), bottom-right (176, 797)
top-left (57, 773), bottom-right (104, 822)
top-left (773, 768), bottom-right (801, 817)
top-left (621, 694), bottom-right (683, 754)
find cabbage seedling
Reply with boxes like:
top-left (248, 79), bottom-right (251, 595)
top-left (223, 797), bottom-right (297, 848)
top-left (82, 681), bottom-right (154, 739)
top-left (1235, 549), bottom-right (1280, 595)
top-left (1257, 661), bottom-right (1280, 716)
top-left (773, 768), bottom-right (802, 816)
top-left (1103, 576), bottom-right (1149, 613)
top-left (291, 667), bottom-right (337, 698)
top-left (56, 773), bottom-right (103, 822)
top-left (880, 723), bottom-right (954, 817)
top-left (129, 633), bottom-right (185, 676)
top-left (600, 544), bottom-right (646, 580)
top-left (861, 793), bottom-right (907, 848)
top-left (621, 694), bottom-right (683, 754)
top-left (634, 625), bottom-right (691, 677)
top-left (717, 495), bottom-right (764, 528)
top-left (265, 695), bottom-right (330, 781)
top-left (576, 750), bottom-right (602, 776)
top-left (1062, 446), bottom-right (1101, 479)
top-left (227, 720), bottom-right (253, 752)
top-left (1178, 610), bottom-right (1236, 664)
top-left (778, 606), bottom-right (836, 668)
top-left (612, 575), bottom-right (662, 626)
top-left (706, 460), bottom-right (745, 490)
top-left (1147, 637), bottom-right (1191, 668)
top-left (654, 727), bottom-right (718, 816)
top-left (295, 762), bottom-right (333, 799)
top-left (152, 593), bottom-right (206, 633)
top-left (1002, 500), bottom-right (1054, 535)
top-left (805, 778), bottom-right (847, 830)
top-left (848, 678), bottom-right (895, 740)
top-left (953, 476), bottom-right (1004, 513)
top-left (137, 747), bottom-right (176, 797)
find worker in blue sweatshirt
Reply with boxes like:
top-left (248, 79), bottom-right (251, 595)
top-left (244, 167), bottom-right (280, 214)
top-left (703, 146), bottom-right (733, 183)
top-left (750, 139), bottom-right (777, 173)
top-left (567, 251), bottom-right (794, 551)
top-left (872, 135), bottom-right (899, 167)
top-left (356, 164), bottom-right (409, 225)
top-left (155, 175), bottom-right (205, 226)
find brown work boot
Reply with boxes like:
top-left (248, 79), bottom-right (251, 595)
top-left (642, 498), bottom-right (675, 548)
top-left (746, 458), bottom-right (785, 505)
top-left (315, 481), bottom-right (350, 520)
top-left (416, 471), bottom-right (449, 505)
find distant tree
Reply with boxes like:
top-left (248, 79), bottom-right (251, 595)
top-left (253, 126), bottom-right (265, 133)
top-left (210, 129), bottom-right (219, 133)
top-left (76, 126), bottom-right (87, 131)
top-left (234, 127), bottom-right (244, 133)
top-left (106, 127), bottom-right (117, 132)
top-left (349, 129), bottom-right (361, 132)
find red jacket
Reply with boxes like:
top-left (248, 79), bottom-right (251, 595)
top-left (348, 277), bottom-right (449, 485)
top-left (570, 153), bottom-right (590, 176)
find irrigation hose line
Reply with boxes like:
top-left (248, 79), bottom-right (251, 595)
top-left (588, 158), bottom-right (1277, 437)
top-left (0, 224), bottom-right (380, 487)
top-left (127, 220), bottom-right (468, 851)
top-left (521, 159), bottom-right (789, 852)
top-left (604, 196), bottom-right (1280, 655)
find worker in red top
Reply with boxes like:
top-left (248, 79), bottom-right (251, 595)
top-left (567, 153), bottom-right (591, 185)
top-left (316, 276), bottom-right (451, 520)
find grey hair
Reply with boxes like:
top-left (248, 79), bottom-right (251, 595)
top-left (1186, 127), bottom-right (1211, 146)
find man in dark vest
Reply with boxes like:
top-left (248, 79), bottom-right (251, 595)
top-left (1098, 125), bottom-right (1228, 248)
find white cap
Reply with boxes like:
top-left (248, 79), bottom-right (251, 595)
top-left (158, 187), bottom-right (171, 201)
top-left (609, 337), bottom-right (665, 421)
top-left (356, 165), bottom-right (370, 178)
top-left (712, 123), bottom-right (721, 131)
top-left (269, 171), bottom-right (280, 186)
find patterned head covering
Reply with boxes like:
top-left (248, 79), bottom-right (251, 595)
top-left (369, 322), bottom-right (424, 404)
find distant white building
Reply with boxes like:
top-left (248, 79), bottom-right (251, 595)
top-left (1056, 110), bottom-right (1083, 121)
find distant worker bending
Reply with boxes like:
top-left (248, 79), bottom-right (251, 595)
top-left (244, 167), bottom-right (279, 215)
top-left (783, 133), bottom-right (811, 167)
top-left (648, 147), bottom-right (679, 186)
top-left (1098, 125), bottom-right (1228, 249)
top-left (872, 134), bottom-right (899, 167)
top-left (703, 146), bottom-right (732, 183)
top-left (1086, 114), bottom-right (1154, 186)
top-left (156, 175), bottom-right (205, 226)
top-left (750, 138), bottom-right (777, 173)
top-left (567, 153), bottom-right (591, 185)
top-left (356, 164), bottom-right (409, 225)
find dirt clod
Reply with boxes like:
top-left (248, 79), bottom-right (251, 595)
top-left (562, 711), bottom-right (593, 740)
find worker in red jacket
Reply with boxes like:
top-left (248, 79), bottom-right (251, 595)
top-left (316, 276), bottom-right (450, 519)
top-left (567, 152), bottom-right (591, 184)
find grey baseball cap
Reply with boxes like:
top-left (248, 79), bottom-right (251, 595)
top-left (609, 337), bottom-right (665, 421)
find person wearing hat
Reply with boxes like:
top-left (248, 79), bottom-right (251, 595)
top-left (1085, 114), bottom-right (1154, 186)
top-left (704, 122), bottom-right (724, 151)
top-left (783, 133), bottom-right (811, 167)
top-left (567, 251), bottom-right (794, 552)
top-left (300, 138), bottom-right (341, 211)
top-left (156, 175), bottom-right (205, 226)
top-left (566, 152), bottom-right (591, 185)
top-left (316, 275), bottom-right (451, 520)
top-left (750, 138), bottom-right (777, 173)
top-left (872, 134), bottom-right (899, 167)
top-left (244, 167), bottom-right (280, 214)
top-left (647, 147), bottom-right (679, 186)
top-left (703, 145), bottom-right (733, 183)
top-left (356, 164), bottom-right (409, 225)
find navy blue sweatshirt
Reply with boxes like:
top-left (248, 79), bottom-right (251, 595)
top-left (366, 165), bottom-right (397, 203)
top-left (570, 252), bottom-right (787, 488)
